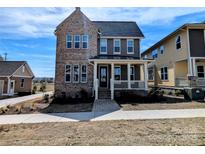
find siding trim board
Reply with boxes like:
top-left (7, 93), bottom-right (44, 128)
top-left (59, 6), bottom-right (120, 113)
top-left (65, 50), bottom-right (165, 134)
top-left (100, 36), bottom-right (144, 39)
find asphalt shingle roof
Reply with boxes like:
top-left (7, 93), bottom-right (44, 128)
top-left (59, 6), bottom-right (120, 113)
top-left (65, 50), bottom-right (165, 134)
top-left (93, 21), bottom-right (144, 37)
top-left (0, 61), bottom-right (25, 76)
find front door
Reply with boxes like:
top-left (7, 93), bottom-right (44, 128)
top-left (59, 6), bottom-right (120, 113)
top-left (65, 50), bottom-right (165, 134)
top-left (100, 66), bottom-right (108, 87)
top-left (9, 80), bottom-right (15, 95)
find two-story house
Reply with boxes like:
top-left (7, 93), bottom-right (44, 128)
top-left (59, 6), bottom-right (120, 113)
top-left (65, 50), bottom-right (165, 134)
top-left (54, 8), bottom-right (151, 100)
top-left (141, 23), bottom-right (205, 88)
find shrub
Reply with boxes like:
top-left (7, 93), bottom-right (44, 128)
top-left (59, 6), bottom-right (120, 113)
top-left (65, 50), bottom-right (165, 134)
top-left (32, 85), bottom-right (37, 94)
top-left (43, 94), bottom-right (49, 103)
top-left (40, 83), bottom-right (46, 92)
top-left (168, 91), bottom-right (173, 95)
top-left (80, 88), bottom-right (88, 99)
top-left (175, 90), bottom-right (182, 96)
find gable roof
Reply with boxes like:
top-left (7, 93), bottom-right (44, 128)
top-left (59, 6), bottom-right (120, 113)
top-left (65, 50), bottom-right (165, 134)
top-left (141, 23), bottom-right (205, 56)
top-left (0, 61), bottom-right (34, 77)
top-left (93, 21), bottom-right (144, 37)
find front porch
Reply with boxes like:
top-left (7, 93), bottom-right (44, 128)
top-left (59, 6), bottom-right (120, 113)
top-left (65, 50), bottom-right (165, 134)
top-left (175, 58), bottom-right (205, 88)
top-left (89, 58), bottom-right (151, 100)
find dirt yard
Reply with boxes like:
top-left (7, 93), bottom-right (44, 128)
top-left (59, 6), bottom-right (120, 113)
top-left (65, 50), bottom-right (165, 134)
top-left (0, 97), bottom-right (93, 115)
top-left (0, 118), bottom-right (205, 145)
top-left (120, 101), bottom-right (205, 110)
top-left (117, 95), bottom-right (205, 110)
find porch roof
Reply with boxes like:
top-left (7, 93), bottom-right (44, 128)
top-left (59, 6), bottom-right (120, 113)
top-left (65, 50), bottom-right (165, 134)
top-left (89, 55), bottom-right (153, 64)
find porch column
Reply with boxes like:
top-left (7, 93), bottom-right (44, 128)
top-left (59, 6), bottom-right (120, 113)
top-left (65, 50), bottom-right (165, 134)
top-left (192, 58), bottom-right (197, 76)
top-left (111, 63), bottom-right (114, 100)
top-left (7, 77), bottom-right (10, 94)
top-left (127, 63), bottom-right (131, 89)
top-left (188, 58), bottom-right (193, 76)
top-left (94, 62), bottom-right (98, 100)
top-left (144, 62), bottom-right (148, 90)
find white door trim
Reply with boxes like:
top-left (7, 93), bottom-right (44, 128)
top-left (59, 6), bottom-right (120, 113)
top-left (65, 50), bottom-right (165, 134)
top-left (99, 64), bottom-right (109, 88)
top-left (0, 80), bottom-right (4, 95)
top-left (9, 80), bottom-right (15, 95)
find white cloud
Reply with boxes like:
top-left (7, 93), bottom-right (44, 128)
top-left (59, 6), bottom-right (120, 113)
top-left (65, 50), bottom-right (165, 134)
top-left (0, 7), bottom-right (205, 39)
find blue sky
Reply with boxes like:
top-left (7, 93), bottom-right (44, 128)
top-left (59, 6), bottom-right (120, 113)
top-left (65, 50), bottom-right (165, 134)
top-left (0, 7), bottom-right (205, 77)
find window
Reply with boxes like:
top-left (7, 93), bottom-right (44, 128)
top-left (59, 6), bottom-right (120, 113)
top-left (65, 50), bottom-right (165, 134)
top-left (127, 39), bottom-right (134, 53)
top-left (114, 39), bottom-right (121, 54)
top-left (65, 65), bottom-right (71, 82)
top-left (148, 67), bottom-right (154, 81)
top-left (160, 46), bottom-right (164, 54)
top-left (20, 78), bottom-right (24, 88)
top-left (197, 66), bottom-right (205, 78)
top-left (66, 34), bottom-right (72, 48)
top-left (152, 49), bottom-right (158, 59)
top-left (100, 39), bottom-right (107, 54)
top-left (81, 64), bottom-right (87, 83)
top-left (144, 55), bottom-right (148, 59)
top-left (161, 67), bottom-right (168, 80)
top-left (82, 35), bottom-right (88, 49)
top-left (74, 35), bottom-right (80, 48)
top-left (114, 66), bottom-right (121, 80)
top-left (176, 35), bottom-right (181, 50)
top-left (130, 66), bottom-right (135, 80)
top-left (73, 65), bottom-right (79, 82)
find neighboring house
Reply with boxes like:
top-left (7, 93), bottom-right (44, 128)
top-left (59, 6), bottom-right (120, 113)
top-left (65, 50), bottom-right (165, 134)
top-left (141, 23), bottom-right (205, 88)
top-left (0, 61), bottom-right (34, 96)
top-left (54, 7), bottom-right (151, 100)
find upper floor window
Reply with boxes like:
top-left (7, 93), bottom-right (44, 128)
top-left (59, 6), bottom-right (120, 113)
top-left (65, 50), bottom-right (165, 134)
top-left (176, 35), bottom-right (181, 50)
top-left (127, 39), bottom-right (134, 54)
top-left (160, 45), bottom-right (164, 54)
top-left (100, 39), bottom-right (107, 54)
top-left (65, 64), bottom-right (71, 82)
top-left (66, 34), bottom-right (72, 48)
top-left (161, 67), bottom-right (168, 80)
top-left (143, 55), bottom-right (148, 59)
top-left (114, 66), bottom-right (121, 80)
top-left (74, 35), bottom-right (80, 48)
top-left (82, 35), bottom-right (88, 49)
top-left (114, 39), bottom-right (121, 54)
top-left (152, 49), bottom-right (158, 59)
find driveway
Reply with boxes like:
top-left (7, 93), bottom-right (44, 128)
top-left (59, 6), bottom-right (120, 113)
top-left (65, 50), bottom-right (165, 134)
top-left (0, 91), bottom-right (53, 108)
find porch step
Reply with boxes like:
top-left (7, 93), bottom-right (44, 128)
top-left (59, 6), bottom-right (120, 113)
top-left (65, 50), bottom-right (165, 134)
top-left (98, 88), bottom-right (111, 99)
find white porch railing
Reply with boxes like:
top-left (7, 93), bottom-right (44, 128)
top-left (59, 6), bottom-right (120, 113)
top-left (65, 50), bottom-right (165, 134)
top-left (113, 80), bottom-right (145, 90)
top-left (175, 77), bottom-right (189, 87)
top-left (175, 77), bottom-right (205, 87)
top-left (196, 79), bottom-right (205, 87)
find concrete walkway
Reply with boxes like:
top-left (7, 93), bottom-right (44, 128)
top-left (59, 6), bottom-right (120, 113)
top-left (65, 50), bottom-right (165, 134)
top-left (0, 91), bottom-right (53, 108)
top-left (1, 108), bottom-right (205, 124)
top-left (92, 99), bottom-right (120, 112)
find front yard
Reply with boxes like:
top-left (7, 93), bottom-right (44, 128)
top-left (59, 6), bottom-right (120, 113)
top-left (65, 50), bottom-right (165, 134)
top-left (119, 101), bottom-right (205, 111)
top-left (0, 96), bottom-right (94, 115)
top-left (0, 118), bottom-right (205, 145)
top-left (116, 95), bottom-right (205, 110)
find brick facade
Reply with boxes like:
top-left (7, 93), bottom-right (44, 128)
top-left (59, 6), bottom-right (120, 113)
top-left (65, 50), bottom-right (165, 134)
top-left (55, 8), bottom-right (98, 97)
